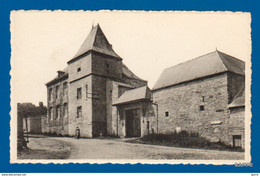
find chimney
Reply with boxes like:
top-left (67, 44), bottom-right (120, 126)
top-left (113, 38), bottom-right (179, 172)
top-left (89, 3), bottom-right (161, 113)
top-left (57, 71), bottom-right (65, 78)
top-left (39, 102), bottom-right (43, 107)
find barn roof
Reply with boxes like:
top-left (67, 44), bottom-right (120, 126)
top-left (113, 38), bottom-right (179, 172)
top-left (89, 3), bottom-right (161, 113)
top-left (68, 24), bottom-right (121, 63)
top-left (152, 50), bottom-right (245, 91)
top-left (228, 84), bottom-right (245, 108)
top-left (113, 86), bottom-right (151, 106)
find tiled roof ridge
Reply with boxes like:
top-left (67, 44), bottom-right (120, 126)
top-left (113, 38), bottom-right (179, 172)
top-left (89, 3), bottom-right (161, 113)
top-left (163, 50), bottom-right (218, 71)
top-left (152, 50), bottom-right (245, 90)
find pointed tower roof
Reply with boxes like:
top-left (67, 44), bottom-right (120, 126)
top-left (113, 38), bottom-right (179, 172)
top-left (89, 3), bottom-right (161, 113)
top-left (68, 24), bottom-right (121, 63)
top-left (152, 50), bottom-right (245, 91)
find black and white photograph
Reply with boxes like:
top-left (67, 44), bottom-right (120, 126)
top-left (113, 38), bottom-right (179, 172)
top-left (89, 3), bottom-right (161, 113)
top-left (10, 10), bottom-right (251, 164)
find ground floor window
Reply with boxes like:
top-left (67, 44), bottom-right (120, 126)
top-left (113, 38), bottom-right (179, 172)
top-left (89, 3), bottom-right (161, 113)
top-left (56, 106), bottom-right (60, 119)
top-left (233, 135), bottom-right (242, 148)
top-left (77, 106), bottom-right (82, 118)
top-left (49, 107), bottom-right (53, 120)
top-left (63, 103), bottom-right (68, 117)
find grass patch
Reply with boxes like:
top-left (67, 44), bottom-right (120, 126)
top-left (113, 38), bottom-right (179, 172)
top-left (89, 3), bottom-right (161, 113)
top-left (130, 131), bottom-right (244, 152)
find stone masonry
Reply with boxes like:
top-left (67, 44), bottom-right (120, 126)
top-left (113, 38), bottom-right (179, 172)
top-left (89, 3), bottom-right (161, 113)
top-left (46, 24), bottom-right (147, 137)
top-left (151, 51), bottom-right (245, 148)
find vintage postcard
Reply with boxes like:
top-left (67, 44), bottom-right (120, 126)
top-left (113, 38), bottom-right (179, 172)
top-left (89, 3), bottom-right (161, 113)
top-left (10, 10), bottom-right (252, 164)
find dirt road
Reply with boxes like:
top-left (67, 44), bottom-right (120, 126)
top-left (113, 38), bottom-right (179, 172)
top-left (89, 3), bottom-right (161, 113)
top-left (56, 137), bottom-right (244, 160)
top-left (19, 136), bottom-right (244, 160)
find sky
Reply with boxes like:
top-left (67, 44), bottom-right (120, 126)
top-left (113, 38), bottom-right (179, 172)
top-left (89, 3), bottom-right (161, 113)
top-left (10, 10), bottom-right (251, 106)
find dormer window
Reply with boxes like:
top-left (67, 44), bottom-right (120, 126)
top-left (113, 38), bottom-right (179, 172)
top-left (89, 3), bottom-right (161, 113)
top-left (77, 67), bottom-right (81, 72)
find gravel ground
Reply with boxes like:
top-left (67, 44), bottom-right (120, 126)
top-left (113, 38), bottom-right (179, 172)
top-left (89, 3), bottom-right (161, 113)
top-left (17, 136), bottom-right (71, 159)
top-left (18, 136), bottom-right (245, 160)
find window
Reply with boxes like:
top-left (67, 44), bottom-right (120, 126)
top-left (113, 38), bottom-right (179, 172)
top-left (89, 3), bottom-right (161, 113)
top-left (63, 82), bottom-right (68, 96)
top-left (199, 105), bottom-right (205, 111)
top-left (106, 63), bottom-right (110, 68)
top-left (63, 103), bottom-right (68, 117)
top-left (233, 135), bottom-right (242, 148)
top-left (48, 88), bottom-right (52, 101)
top-left (77, 106), bottom-right (82, 118)
top-left (77, 88), bottom-right (82, 99)
top-left (56, 106), bottom-right (60, 119)
top-left (77, 67), bottom-right (81, 72)
top-left (55, 86), bottom-right (60, 99)
top-left (201, 96), bottom-right (205, 102)
top-left (85, 84), bottom-right (88, 98)
top-left (165, 111), bottom-right (169, 117)
top-left (49, 107), bottom-right (53, 120)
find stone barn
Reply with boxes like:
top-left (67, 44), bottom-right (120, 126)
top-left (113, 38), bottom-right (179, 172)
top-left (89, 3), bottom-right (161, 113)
top-left (151, 50), bottom-right (245, 148)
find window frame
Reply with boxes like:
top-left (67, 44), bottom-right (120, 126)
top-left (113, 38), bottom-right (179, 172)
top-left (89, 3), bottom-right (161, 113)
top-left (77, 106), bottom-right (82, 118)
top-left (55, 85), bottom-right (60, 99)
top-left (48, 88), bottom-right (52, 101)
top-left (63, 103), bottom-right (68, 117)
top-left (49, 107), bottom-right (53, 120)
top-left (77, 87), bottom-right (82, 99)
top-left (63, 82), bottom-right (68, 96)
top-left (56, 105), bottom-right (61, 119)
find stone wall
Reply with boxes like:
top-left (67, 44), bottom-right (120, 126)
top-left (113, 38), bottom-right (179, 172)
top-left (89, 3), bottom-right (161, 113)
top-left (68, 54), bottom-right (92, 82)
top-left (47, 78), bottom-right (69, 135)
top-left (106, 80), bottom-right (114, 136)
top-left (106, 80), bottom-right (131, 136)
top-left (92, 75), bottom-right (107, 137)
top-left (115, 101), bottom-right (155, 138)
top-left (41, 116), bottom-right (48, 133)
top-left (229, 107), bottom-right (245, 148)
top-left (68, 76), bottom-right (92, 137)
top-left (67, 53), bottom-right (93, 137)
top-left (92, 53), bottom-right (122, 80)
top-left (152, 73), bottom-right (231, 143)
top-left (227, 72), bottom-right (245, 103)
top-left (46, 49), bottom-right (148, 138)
top-left (25, 116), bottom-right (45, 134)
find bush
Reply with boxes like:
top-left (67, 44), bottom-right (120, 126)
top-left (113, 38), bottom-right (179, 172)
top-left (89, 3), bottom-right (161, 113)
top-left (41, 132), bottom-right (72, 138)
top-left (140, 131), bottom-right (244, 152)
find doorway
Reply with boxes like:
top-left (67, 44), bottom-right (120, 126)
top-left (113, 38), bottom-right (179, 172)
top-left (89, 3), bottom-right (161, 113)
top-left (125, 108), bottom-right (141, 137)
top-left (233, 135), bottom-right (242, 148)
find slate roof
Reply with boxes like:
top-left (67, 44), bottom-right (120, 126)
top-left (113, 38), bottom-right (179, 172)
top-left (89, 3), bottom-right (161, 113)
top-left (113, 81), bottom-right (133, 88)
top-left (228, 84), bottom-right (245, 108)
top-left (122, 63), bottom-right (146, 81)
top-left (113, 86), bottom-right (151, 106)
top-left (152, 50), bottom-right (245, 91)
top-left (46, 66), bottom-right (69, 86)
top-left (68, 24), bottom-right (121, 63)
